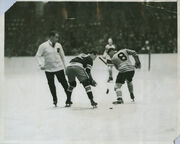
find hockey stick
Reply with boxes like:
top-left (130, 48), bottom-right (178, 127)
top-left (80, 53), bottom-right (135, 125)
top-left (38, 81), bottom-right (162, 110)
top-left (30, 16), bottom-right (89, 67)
top-left (98, 56), bottom-right (112, 94)
top-left (99, 57), bottom-right (107, 65)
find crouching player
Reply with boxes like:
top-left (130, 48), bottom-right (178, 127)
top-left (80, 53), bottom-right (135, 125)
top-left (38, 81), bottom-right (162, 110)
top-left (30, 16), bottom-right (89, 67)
top-left (107, 48), bottom-right (141, 104)
top-left (65, 51), bottom-right (98, 108)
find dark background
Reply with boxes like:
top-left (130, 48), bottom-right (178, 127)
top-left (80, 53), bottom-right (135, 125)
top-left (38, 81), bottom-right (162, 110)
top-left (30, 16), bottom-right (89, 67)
top-left (5, 2), bottom-right (177, 56)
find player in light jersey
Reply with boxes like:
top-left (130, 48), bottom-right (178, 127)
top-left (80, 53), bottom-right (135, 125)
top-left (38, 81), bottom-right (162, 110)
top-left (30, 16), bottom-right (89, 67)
top-left (102, 38), bottom-right (116, 82)
top-left (107, 48), bottom-right (141, 104)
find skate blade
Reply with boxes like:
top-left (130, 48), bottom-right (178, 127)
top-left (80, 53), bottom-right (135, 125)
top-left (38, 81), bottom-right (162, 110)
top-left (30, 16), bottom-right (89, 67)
top-left (92, 105), bottom-right (97, 108)
top-left (112, 101), bottom-right (124, 105)
top-left (65, 104), bottom-right (71, 108)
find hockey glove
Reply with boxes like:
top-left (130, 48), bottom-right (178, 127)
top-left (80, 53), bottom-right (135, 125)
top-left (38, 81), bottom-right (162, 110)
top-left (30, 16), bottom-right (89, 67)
top-left (135, 62), bottom-right (141, 69)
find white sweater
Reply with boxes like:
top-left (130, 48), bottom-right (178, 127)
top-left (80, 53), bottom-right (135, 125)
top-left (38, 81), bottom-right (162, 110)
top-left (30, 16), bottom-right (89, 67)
top-left (36, 40), bottom-right (67, 72)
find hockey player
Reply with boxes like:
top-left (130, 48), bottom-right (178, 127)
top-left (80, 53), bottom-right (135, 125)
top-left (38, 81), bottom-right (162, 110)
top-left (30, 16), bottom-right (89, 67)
top-left (102, 38), bottom-right (116, 82)
top-left (107, 48), bottom-right (141, 104)
top-left (65, 51), bottom-right (98, 108)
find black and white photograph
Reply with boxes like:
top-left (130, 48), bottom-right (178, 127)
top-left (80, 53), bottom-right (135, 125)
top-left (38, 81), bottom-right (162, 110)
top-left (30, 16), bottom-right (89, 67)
top-left (0, 1), bottom-right (179, 144)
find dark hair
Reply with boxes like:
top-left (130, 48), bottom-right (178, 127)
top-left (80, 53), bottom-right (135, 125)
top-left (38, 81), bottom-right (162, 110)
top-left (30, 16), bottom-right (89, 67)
top-left (49, 30), bottom-right (58, 37)
top-left (107, 48), bottom-right (115, 54)
top-left (89, 50), bottom-right (97, 55)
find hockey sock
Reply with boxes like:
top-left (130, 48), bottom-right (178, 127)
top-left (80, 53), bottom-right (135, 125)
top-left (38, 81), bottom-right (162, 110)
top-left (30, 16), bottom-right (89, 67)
top-left (115, 88), bottom-right (122, 100)
top-left (114, 83), bottom-right (123, 100)
top-left (66, 86), bottom-right (74, 101)
top-left (127, 81), bottom-right (134, 94)
top-left (84, 85), bottom-right (94, 101)
top-left (87, 92), bottom-right (94, 101)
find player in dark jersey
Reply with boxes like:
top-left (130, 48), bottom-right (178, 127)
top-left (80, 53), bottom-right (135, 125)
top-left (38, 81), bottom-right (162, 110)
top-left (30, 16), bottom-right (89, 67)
top-left (65, 51), bottom-right (98, 108)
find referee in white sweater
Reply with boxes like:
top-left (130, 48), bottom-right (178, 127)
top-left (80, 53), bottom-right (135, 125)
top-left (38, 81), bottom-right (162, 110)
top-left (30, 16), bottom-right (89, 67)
top-left (36, 31), bottom-right (69, 107)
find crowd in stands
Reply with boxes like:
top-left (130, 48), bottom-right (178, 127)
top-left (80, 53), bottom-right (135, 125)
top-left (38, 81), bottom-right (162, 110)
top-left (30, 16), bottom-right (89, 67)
top-left (5, 2), bottom-right (177, 56)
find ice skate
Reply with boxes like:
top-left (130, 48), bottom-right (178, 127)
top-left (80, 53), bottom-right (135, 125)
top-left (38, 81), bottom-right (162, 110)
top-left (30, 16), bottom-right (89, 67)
top-left (112, 97), bottom-right (124, 104)
top-left (91, 100), bottom-right (98, 108)
top-left (130, 93), bottom-right (135, 102)
top-left (53, 99), bottom-right (57, 107)
top-left (65, 100), bottom-right (73, 107)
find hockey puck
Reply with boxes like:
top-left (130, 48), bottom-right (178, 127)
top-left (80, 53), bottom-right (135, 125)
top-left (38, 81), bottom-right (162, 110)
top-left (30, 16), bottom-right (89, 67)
top-left (109, 107), bottom-right (113, 109)
top-left (106, 88), bottom-right (109, 94)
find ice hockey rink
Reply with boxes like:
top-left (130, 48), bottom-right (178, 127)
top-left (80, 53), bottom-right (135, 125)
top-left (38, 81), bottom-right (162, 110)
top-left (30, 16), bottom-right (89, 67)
top-left (0, 54), bottom-right (178, 144)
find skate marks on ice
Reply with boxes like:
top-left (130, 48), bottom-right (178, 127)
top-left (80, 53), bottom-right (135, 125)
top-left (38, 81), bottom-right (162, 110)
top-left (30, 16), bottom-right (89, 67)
top-left (47, 105), bottom-right (96, 111)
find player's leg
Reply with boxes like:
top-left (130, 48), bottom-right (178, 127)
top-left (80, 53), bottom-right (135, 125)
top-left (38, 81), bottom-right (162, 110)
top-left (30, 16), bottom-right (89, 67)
top-left (127, 81), bottom-right (135, 101)
top-left (65, 66), bottom-right (76, 107)
top-left (126, 71), bottom-right (135, 101)
top-left (66, 81), bottom-right (76, 106)
top-left (113, 72), bottom-right (125, 104)
top-left (55, 70), bottom-right (69, 95)
top-left (81, 79), bottom-right (97, 107)
top-left (107, 60), bottom-right (113, 82)
top-left (113, 83), bottom-right (123, 104)
top-left (76, 67), bottom-right (97, 107)
top-left (45, 71), bottom-right (57, 106)
top-left (108, 65), bottom-right (113, 81)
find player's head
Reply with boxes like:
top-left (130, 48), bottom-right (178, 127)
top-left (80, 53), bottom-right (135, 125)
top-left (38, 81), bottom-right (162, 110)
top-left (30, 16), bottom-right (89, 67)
top-left (49, 30), bottom-right (59, 43)
top-left (145, 40), bottom-right (149, 45)
top-left (108, 38), bottom-right (113, 45)
top-left (107, 48), bottom-right (116, 58)
top-left (89, 50), bottom-right (97, 60)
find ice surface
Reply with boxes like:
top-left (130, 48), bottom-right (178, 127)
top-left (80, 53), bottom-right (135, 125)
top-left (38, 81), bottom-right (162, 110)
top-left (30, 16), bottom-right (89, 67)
top-left (0, 54), bottom-right (178, 144)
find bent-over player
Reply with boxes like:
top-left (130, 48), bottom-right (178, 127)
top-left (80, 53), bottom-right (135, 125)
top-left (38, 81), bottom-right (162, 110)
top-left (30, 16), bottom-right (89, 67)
top-left (107, 48), bottom-right (141, 104)
top-left (65, 51), bottom-right (98, 108)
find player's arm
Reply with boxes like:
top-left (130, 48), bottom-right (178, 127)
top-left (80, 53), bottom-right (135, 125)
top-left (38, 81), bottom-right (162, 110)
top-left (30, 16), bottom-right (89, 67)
top-left (86, 65), bottom-right (93, 80)
top-left (58, 44), bottom-right (67, 69)
top-left (35, 44), bottom-right (45, 70)
top-left (86, 67), bottom-right (97, 87)
top-left (111, 58), bottom-right (119, 70)
top-left (126, 49), bottom-right (141, 69)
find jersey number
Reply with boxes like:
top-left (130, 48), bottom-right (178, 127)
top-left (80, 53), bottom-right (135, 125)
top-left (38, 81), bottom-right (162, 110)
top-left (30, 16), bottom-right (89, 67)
top-left (118, 52), bottom-right (127, 61)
